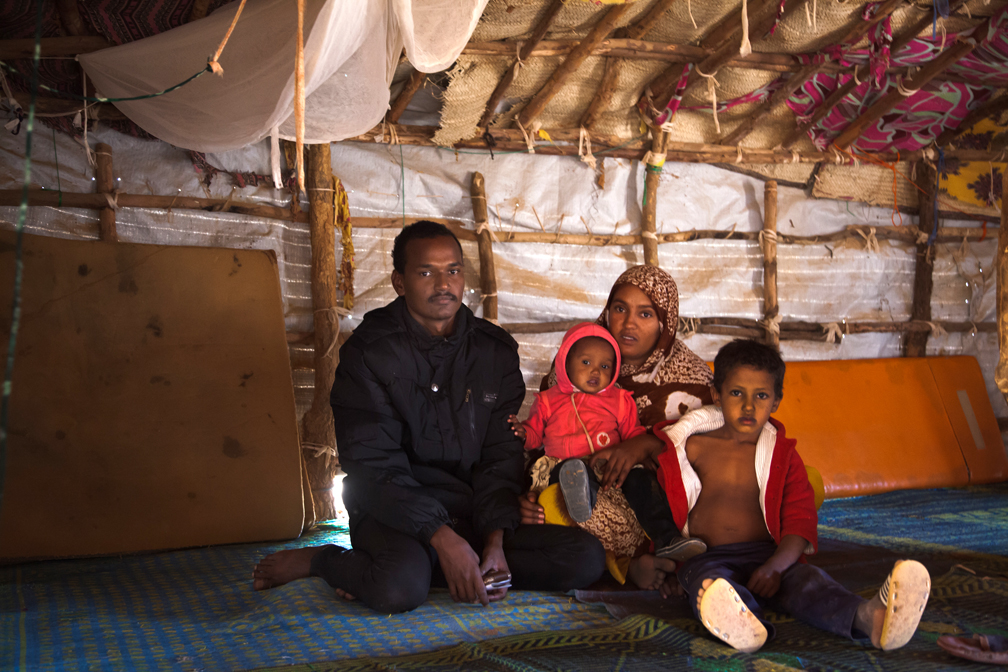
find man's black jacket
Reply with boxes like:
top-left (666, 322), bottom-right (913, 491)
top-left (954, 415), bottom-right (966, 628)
top-left (331, 297), bottom-right (526, 545)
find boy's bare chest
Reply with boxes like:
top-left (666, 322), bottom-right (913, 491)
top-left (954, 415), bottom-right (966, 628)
top-left (688, 439), bottom-right (761, 493)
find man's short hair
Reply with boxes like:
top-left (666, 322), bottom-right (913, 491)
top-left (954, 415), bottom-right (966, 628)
top-left (712, 339), bottom-right (786, 399)
top-left (391, 220), bottom-right (463, 274)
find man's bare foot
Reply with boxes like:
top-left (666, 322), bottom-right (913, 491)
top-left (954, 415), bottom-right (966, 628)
top-left (695, 577), bottom-right (714, 611)
top-left (627, 554), bottom-right (677, 591)
top-left (253, 546), bottom-right (323, 591)
top-left (854, 593), bottom-right (886, 647)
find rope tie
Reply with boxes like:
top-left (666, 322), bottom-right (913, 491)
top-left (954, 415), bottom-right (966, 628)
top-left (736, 146), bottom-right (744, 164)
top-left (102, 190), bottom-right (120, 210)
top-left (915, 229), bottom-right (930, 245)
top-left (315, 305), bottom-right (351, 360)
top-left (896, 76), bottom-right (919, 97)
top-left (642, 151), bottom-right (666, 167)
top-left (270, 127), bottom-right (282, 189)
top-left (641, 230), bottom-right (658, 240)
top-left (578, 126), bottom-right (597, 170)
top-left (790, 150), bottom-right (801, 164)
top-left (823, 322), bottom-right (843, 344)
top-left (758, 228), bottom-right (778, 259)
top-left (852, 65), bottom-right (862, 86)
top-left (926, 321), bottom-right (948, 338)
top-left (695, 66), bottom-right (720, 134)
top-left (302, 442), bottom-right (337, 459)
top-left (762, 314), bottom-right (783, 336)
top-left (687, 0), bottom-right (698, 29)
top-left (207, 0), bottom-right (247, 75)
top-left (514, 41), bottom-right (524, 76)
top-left (516, 120), bottom-right (535, 153)
top-left (855, 226), bottom-right (880, 253)
top-left (681, 316), bottom-right (699, 339)
top-left (740, 0), bottom-right (753, 57)
top-left (475, 221), bottom-right (500, 242)
top-left (481, 291), bottom-right (498, 298)
top-left (80, 70), bottom-right (95, 167)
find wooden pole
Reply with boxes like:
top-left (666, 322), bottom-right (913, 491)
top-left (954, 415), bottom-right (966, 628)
top-left (471, 172), bottom-right (498, 322)
top-left (94, 143), bottom-right (117, 242)
top-left (905, 160), bottom-right (937, 357)
top-left (641, 130), bottom-right (667, 267)
top-left (387, 69), bottom-right (427, 124)
top-left (996, 169), bottom-right (1008, 401)
top-left (301, 142), bottom-right (339, 524)
top-left (762, 180), bottom-right (779, 349)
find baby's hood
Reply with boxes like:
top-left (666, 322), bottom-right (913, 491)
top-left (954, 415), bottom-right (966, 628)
top-left (554, 322), bottom-right (622, 394)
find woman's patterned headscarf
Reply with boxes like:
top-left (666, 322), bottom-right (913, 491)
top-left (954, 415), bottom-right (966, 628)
top-left (597, 265), bottom-right (713, 425)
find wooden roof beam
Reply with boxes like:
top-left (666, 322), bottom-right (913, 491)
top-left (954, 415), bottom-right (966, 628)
top-left (640, 0), bottom-right (783, 117)
top-left (477, 0), bottom-right (564, 129)
top-left (516, 2), bottom-right (631, 130)
top-left (720, 0), bottom-right (904, 146)
top-left (781, 0), bottom-right (968, 149)
top-left (387, 69), bottom-right (427, 124)
top-left (581, 0), bottom-right (680, 130)
top-left (832, 13), bottom-right (992, 149)
top-left (935, 92), bottom-right (1008, 147)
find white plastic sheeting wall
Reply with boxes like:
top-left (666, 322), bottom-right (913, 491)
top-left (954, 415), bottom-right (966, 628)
top-left (1, 127), bottom-right (1004, 431)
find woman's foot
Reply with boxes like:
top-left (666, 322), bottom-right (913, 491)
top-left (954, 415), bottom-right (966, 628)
top-left (253, 546), bottom-right (324, 591)
top-left (627, 554), bottom-right (676, 590)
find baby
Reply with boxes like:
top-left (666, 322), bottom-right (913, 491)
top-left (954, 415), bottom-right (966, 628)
top-left (511, 322), bottom-right (705, 562)
top-left (656, 338), bottom-right (931, 653)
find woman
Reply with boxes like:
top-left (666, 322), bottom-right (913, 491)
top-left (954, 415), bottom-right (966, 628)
top-left (521, 265), bottom-right (714, 588)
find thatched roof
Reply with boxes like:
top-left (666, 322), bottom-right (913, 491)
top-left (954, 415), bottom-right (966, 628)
top-left (1, 0), bottom-right (1006, 213)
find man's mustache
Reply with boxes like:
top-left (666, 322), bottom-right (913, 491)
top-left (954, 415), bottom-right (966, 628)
top-left (429, 292), bottom-right (459, 303)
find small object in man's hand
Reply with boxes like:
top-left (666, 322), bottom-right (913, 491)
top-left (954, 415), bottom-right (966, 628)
top-left (483, 569), bottom-right (512, 590)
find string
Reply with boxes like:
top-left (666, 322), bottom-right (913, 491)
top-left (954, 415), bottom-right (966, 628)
top-left (0, 60), bottom-right (209, 103)
top-left (928, 148), bottom-right (945, 246)
top-left (52, 127), bottom-right (62, 207)
top-left (1, 0), bottom-right (43, 537)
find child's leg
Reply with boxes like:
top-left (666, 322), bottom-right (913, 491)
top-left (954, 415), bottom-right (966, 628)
top-left (769, 563), bottom-right (866, 639)
top-left (678, 543), bottom-right (775, 653)
top-left (620, 468), bottom-right (706, 562)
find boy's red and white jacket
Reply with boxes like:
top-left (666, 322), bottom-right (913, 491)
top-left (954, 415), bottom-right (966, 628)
top-left (653, 405), bottom-right (818, 556)
top-left (523, 322), bottom-right (646, 459)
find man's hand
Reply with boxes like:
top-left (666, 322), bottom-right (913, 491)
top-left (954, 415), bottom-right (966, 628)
top-left (589, 433), bottom-right (662, 490)
top-left (430, 525), bottom-right (488, 605)
top-left (480, 530), bottom-right (510, 602)
top-left (518, 491), bottom-right (545, 525)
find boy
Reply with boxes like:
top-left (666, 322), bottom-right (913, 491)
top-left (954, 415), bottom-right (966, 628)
top-left (655, 339), bottom-right (930, 653)
top-left (510, 322), bottom-right (705, 562)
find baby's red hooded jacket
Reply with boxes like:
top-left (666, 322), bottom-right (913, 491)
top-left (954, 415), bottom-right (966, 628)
top-left (522, 323), bottom-right (646, 459)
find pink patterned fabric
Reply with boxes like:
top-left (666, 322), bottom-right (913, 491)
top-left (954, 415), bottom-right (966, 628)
top-left (785, 4), bottom-right (1008, 152)
top-left (648, 63), bottom-right (693, 127)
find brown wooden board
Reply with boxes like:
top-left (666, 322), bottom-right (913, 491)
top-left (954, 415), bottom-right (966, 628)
top-left (0, 231), bottom-right (304, 561)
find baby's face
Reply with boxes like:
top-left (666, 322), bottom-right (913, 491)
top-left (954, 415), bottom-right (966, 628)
top-left (566, 338), bottom-right (615, 393)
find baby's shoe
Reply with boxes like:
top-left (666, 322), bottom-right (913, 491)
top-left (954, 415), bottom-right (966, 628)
top-left (558, 460), bottom-right (593, 523)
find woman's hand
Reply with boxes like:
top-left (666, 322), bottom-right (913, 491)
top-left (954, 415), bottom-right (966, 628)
top-left (589, 433), bottom-right (663, 490)
top-left (518, 491), bottom-right (545, 524)
top-left (507, 414), bottom-right (527, 441)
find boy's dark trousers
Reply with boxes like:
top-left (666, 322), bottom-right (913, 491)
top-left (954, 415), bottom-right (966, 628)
top-left (678, 541), bottom-right (868, 641)
top-left (549, 461), bottom-right (683, 549)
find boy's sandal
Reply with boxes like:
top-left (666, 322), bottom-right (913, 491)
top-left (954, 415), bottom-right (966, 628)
top-left (878, 559), bottom-right (931, 651)
top-left (937, 634), bottom-right (1008, 664)
top-left (656, 537), bottom-right (707, 563)
top-left (558, 460), bottom-right (593, 523)
top-left (699, 578), bottom-right (767, 654)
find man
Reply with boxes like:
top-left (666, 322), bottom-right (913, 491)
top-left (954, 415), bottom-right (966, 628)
top-left (253, 220), bottom-right (606, 612)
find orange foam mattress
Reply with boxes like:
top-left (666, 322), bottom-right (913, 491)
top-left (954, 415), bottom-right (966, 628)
top-left (774, 357), bottom-right (1008, 498)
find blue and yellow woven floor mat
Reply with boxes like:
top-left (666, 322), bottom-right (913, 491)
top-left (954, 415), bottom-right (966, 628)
top-left (3, 484), bottom-right (1007, 671)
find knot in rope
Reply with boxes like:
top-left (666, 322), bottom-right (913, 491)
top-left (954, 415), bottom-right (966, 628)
top-left (475, 221), bottom-right (500, 242)
top-left (579, 126), bottom-right (597, 171)
top-left (855, 226), bottom-right (880, 254)
top-left (823, 322), bottom-right (843, 344)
